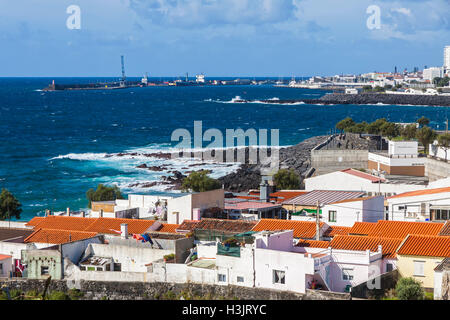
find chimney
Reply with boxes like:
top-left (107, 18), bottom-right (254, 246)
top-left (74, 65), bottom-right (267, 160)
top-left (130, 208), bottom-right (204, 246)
top-left (260, 177), bottom-right (269, 202)
top-left (121, 223), bottom-right (128, 239)
top-left (67, 207), bottom-right (70, 216)
top-left (82, 211), bottom-right (85, 218)
top-left (100, 209), bottom-right (103, 218)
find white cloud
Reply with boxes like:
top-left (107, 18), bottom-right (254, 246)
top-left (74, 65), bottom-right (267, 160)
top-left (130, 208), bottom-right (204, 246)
top-left (391, 7), bottom-right (412, 17)
top-left (128, 0), bottom-right (297, 28)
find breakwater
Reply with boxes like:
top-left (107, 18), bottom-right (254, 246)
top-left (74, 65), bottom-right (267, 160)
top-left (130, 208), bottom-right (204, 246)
top-left (234, 93), bottom-right (450, 106)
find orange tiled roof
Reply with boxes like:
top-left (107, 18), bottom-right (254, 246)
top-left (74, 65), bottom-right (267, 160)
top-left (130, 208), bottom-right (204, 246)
top-left (397, 235), bottom-right (450, 258)
top-left (25, 217), bottom-right (45, 227)
top-left (30, 216), bottom-right (98, 232)
top-left (252, 219), bottom-right (325, 239)
top-left (348, 222), bottom-right (378, 236)
top-left (388, 186), bottom-right (450, 199)
top-left (296, 239), bottom-right (330, 248)
top-left (367, 220), bottom-right (444, 239)
top-left (323, 226), bottom-right (351, 238)
top-left (176, 220), bottom-right (200, 232)
top-left (83, 217), bottom-right (156, 235)
top-left (24, 228), bottom-right (98, 244)
top-left (0, 254), bottom-right (12, 260)
top-left (157, 224), bottom-right (181, 233)
top-left (439, 221), bottom-right (450, 236)
top-left (330, 235), bottom-right (403, 259)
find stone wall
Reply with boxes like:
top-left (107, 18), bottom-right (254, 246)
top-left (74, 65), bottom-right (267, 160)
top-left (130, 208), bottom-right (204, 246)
top-left (311, 149), bottom-right (369, 175)
top-left (0, 279), bottom-right (351, 300)
top-left (350, 270), bottom-right (399, 299)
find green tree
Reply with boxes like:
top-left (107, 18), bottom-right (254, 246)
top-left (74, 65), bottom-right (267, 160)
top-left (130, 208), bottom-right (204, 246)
top-left (416, 126), bottom-right (436, 154)
top-left (362, 85), bottom-right (372, 92)
top-left (437, 133), bottom-right (450, 160)
top-left (395, 277), bottom-right (424, 300)
top-left (374, 86), bottom-right (385, 92)
top-left (417, 116), bottom-right (430, 128)
top-left (181, 171), bottom-right (221, 193)
top-left (336, 117), bottom-right (355, 133)
top-left (347, 122), bottom-right (368, 134)
top-left (86, 184), bottom-right (123, 208)
top-left (366, 118), bottom-right (388, 135)
top-left (401, 124), bottom-right (417, 140)
top-left (380, 122), bottom-right (400, 139)
top-left (273, 169), bottom-right (301, 190)
top-left (0, 189), bottom-right (22, 221)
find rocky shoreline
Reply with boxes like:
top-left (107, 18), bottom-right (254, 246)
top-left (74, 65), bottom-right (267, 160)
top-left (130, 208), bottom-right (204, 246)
top-left (234, 93), bottom-right (450, 106)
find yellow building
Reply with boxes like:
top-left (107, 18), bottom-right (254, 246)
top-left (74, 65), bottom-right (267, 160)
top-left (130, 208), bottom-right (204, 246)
top-left (396, 235), bottom-right (450, 289)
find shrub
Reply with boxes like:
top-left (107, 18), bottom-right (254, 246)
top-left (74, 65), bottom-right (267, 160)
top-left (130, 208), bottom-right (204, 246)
top-left (48, 291), bottom-right (70, 300)
top-left (68, 288), bottom-right (84, 300)
top-left (395, 277), bottom-right (424, 300)
top-left (273, 169), bottom-right (301, 190)
top-left (164, 253), bottom-right (175, 261)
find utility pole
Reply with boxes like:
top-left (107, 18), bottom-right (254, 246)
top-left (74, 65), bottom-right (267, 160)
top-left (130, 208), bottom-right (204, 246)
top-left (316, 200), bottom-right (321, 241)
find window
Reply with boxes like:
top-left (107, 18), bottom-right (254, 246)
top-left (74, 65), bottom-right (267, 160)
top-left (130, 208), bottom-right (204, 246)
top-left (96, 267), bottom-right (102, 271)
top-left (414, 261), bottom-right (425, 277)
top-left (386, 263), bottom-right (393, 272)
top-left (328, 211), bottom-right (337, 223)
top-left (218, 274), bottom-right (226, 282)
top-left (106, 264), bottom-right (111, 271)
top-left (80, 266), bottom-right (86, 271)
top-left (0, 263), bottom-right (3, 273)
top-left (113, 263), bottom-right (121, 271)
top-left (273, 270), bottom-right (285, 284)
top-left (237, 276), bottom-right (244, 283)
top-left (342, 268), bottom-right (354, 281)
top-left (40, 266), bottom-right (49, 275)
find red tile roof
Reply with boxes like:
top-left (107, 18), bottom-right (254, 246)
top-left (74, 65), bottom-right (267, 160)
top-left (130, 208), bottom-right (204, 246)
top-left (296, 239), bottom-right (330, 248)
top-left (367, 220), bottom-right (444, 239)
top-left (439, 221), bottom-right (450, 236)
top-left (252, 219), bottom-right (325, 239)
top-left (348, 222), bottom-right (378, 236)
top-left (341, 168), bottom-right (385, 183)
top-left (83, 218), bottom-right (156, 235)
top-left (0, 254), bottom-right (12, 260)
top-left (330, 235), bottom-right (403, 259)
top-left (388, 186), bottom-right (450, 199)
top-left (323, 226), bottom-right (352, 238)
top-left (397, 235), bottom-right (450, 258)
top-left (157, 224), bottom-right (180, 234)
top-left (26, 216), bottom-right (157, 236)
top-left (29, 216), bottom-right (98, 232)
top-left (176, 220), bottom-right (200, 232)
top-left (25, 217), bottom-right (45, 227)
top-left (194, 219), bottom-right (257, 233)
top-left (24, 228), bottom-right (98, 244)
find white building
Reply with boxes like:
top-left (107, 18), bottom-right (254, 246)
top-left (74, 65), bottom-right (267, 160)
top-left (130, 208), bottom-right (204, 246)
top-left (444, 46), bottom-right (450, 74)
top-left (368, 140), bottom-right (425, 177)
top-left (305, 168), bottom-right (425, 197)
top-left (423, 67), bottom-right (443, 82)
top-left (167, 189), bottom-right (224, 224)
top-left (430, 140), bottom-right (450, 161)
top-left (386, 187), bottom-right (450, 221)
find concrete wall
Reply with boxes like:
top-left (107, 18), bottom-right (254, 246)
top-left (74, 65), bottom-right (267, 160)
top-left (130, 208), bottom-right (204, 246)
top-left (311, 150), bottom-right (369, 175)
top-left (216, 246), bottom-right (255, 288)
top-left (0, 242), bottom-right (36, 260)
top-left (22, 249), bottom-right (63, 280)
top-left (425, 157), bottom-right (450, 181)
top-left (0, 221), bottom-right (32, 229)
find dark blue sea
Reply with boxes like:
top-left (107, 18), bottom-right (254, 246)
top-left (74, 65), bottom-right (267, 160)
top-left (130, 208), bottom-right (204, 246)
top-left (0, 77), bottom-right (448, 220)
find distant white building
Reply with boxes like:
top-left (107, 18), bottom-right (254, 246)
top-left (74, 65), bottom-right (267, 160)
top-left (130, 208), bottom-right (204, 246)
top-left (430, 140), bottom-right (450, 161)
top-left (444, 46), bottom-right (450, 74)
top-left (368, 140), bottom-right (425, 177)
top-left (423, 67), bottom-right (443, 82)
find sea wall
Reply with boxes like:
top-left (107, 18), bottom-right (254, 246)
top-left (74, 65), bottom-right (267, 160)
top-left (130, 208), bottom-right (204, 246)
top-left (311, 149), bottom-right (369, 175)
top-left (0, 279), bottom-right (351, 300)
top-left (319, 93), bottom-right (450, 106)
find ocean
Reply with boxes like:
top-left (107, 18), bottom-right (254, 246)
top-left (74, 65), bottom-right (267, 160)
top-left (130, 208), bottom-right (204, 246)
top-left (0, 77), bottom-right (448, 220)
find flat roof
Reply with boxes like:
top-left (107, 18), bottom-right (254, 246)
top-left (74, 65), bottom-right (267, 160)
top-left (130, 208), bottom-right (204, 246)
top-left (189, 259), bottom-right (216, 269)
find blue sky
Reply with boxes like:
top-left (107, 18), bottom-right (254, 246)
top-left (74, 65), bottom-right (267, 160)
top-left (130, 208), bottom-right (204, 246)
top-left (0, 0), bottom-right (449, 77)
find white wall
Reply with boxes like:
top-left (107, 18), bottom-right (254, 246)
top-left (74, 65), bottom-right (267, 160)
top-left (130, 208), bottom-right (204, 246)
top-left (254, 248), bottom-right (315, 294)
top-left (87, 242), bottom-right (173, 272)
top-left (0, 256), bottom-right (12, 277)
top-left (305, 171), bottom-right (423, 196)
top-left (167, 195), bottom-right (192, 224)
top-left (434, 270), bottom-right (444, 300)
top-left (216, 246), bottom-right (254, 287)
top-left (430, 142), bottom-right (450, 161)
top-left (0, 242), bottom-right (35, 260)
